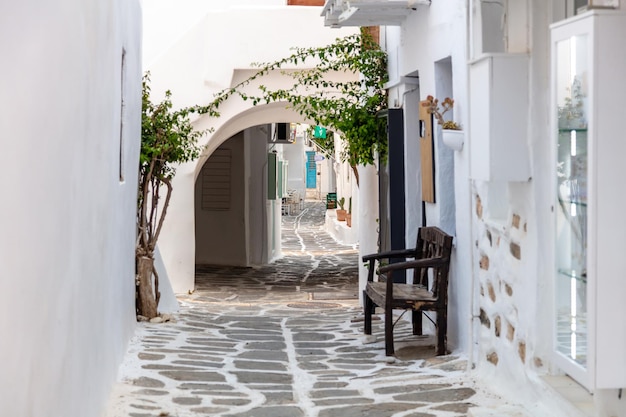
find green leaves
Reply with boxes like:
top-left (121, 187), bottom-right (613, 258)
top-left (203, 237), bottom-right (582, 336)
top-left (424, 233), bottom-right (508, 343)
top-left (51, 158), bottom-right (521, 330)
top-left (206, 30), bottom-right (389, 169)
top-left (141, 72), bottom-right (206, 181)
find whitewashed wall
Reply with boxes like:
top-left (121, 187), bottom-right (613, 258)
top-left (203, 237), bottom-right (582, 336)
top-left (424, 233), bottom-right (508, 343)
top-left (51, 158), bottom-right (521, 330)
top-left (144, 3), bottom-right (357, 293)
top-left (386, 1), bottom-right (626, 414)
top-left (0, 0), bottom-right (142, 415)
top-left (382, 0), bottom-right (552, 392)
top-left (384, 0), bottom-right (472, 354)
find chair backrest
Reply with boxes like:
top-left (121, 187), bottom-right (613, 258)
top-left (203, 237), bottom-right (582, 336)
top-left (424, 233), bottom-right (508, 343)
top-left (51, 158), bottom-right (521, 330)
top-left (414, 227), bottom-right (454, 299)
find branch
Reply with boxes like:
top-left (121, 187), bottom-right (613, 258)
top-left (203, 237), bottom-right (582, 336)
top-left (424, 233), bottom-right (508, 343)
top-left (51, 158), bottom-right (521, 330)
top-left (150, 177), bottom-right (173, 250)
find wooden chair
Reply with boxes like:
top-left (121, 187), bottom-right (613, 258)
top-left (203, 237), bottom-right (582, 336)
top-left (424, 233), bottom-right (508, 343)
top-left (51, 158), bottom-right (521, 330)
top-left (363, 226), bottom-right (453, 356)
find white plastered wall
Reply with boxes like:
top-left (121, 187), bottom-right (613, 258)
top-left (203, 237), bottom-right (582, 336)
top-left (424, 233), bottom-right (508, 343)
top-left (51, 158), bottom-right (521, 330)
top-left (385, 0), bottom-right (590, 411)
top-left (383, 0), bottom-right (472, 354)
top-left (0, 0), bottom-right (142, 415)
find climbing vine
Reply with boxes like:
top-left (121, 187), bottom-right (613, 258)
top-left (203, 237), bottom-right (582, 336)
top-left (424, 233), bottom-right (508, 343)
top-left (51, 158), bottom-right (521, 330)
top-left (198, 29), bottom-right (389, 183)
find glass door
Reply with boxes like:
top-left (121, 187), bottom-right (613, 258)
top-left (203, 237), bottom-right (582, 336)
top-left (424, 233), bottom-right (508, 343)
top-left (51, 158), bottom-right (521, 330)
top-left (554, 32), bottom-right (590, 387)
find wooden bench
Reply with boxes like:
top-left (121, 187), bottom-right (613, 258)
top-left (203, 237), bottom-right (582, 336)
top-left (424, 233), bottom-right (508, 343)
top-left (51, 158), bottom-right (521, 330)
top-left (363, 226), bottom-right (453, 356)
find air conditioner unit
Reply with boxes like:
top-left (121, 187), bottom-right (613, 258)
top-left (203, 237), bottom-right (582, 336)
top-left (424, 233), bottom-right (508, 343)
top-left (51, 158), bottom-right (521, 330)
top-left (273, 123), bottom-right (295, 144)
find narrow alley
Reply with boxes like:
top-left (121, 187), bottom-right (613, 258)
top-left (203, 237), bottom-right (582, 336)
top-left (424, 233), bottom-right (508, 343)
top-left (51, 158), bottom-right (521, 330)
top-left (104, 201), bottom-right (522, 417)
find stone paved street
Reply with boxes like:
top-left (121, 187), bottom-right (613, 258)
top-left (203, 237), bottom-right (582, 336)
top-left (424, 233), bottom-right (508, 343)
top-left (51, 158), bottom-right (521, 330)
top-left (104, 201), bottom-right (512, 417)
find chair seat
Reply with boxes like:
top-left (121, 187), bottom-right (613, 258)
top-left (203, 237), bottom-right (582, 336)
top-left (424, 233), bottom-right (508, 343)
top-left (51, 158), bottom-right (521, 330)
top-left (365, 282), bottom-right (437, 309)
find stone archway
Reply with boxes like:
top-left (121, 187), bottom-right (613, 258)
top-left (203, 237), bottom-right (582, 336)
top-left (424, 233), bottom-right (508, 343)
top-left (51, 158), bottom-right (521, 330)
top-left (159, 102), bottom-right (317, 294)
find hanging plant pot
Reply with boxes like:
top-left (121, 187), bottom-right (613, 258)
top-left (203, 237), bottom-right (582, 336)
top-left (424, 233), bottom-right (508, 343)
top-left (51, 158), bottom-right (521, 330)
top-left (442, 129), bottom-right (464, 151)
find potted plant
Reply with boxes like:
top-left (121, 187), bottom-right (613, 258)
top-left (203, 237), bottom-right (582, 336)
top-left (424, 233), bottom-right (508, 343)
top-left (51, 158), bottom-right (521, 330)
top-left (346, 197), bottom-right (352, 227)
top-left (425, 95), bottom-right (464, 151)
top-left (336, 197), bottom-right (347, 221)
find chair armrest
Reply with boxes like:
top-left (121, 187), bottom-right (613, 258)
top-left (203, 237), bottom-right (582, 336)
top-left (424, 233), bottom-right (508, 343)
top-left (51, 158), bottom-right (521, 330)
top-left (378, 257), bottom-right (448, 274)
top-left (362, 248), bottom-right (416, 262)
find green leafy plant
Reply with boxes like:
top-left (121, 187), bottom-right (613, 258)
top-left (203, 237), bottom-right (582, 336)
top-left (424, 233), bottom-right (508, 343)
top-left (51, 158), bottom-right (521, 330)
top-left (337, 197), bottom-right (346, 211)
top-left (425, 95), bottom-right (461, 130)
top-left (202, 30), bottom-right (388, 185)
top-left (136, 73), bottom-right (217, 319)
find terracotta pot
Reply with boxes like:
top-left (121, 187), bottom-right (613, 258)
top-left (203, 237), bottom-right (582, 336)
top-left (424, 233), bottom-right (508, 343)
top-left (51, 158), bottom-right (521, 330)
top-left (336, 209), bottom-right (347, 221)
top-left (346, 213), bottom-right (352, 227)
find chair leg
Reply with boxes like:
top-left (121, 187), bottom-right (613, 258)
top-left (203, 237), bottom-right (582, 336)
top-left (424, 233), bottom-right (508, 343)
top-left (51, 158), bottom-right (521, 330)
top-left (412, 310), bottom-right (423, 335)
top-left (364, 291), bottom-right (373, 335)
top-left (385, 305), bottom-right (394, 356)
top-left (436, 310), bottom-right (447, 356)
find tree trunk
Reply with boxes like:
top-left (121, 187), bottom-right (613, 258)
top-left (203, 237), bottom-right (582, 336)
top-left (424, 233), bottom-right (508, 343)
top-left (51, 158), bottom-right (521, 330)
top-left (137, 256), bottom-right (158, 319)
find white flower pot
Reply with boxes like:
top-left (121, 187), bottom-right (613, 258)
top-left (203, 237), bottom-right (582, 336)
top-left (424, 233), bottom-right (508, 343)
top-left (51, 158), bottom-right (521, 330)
top-left (442, 129), bottom-right (464, 151)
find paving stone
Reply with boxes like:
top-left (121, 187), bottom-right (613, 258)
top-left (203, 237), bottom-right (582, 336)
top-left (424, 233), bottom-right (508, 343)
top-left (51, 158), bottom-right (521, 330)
top-left (432, 402), bottom-right (475, 413)
top-left (233, 360), bottom-right (288, 372)
top-left (292, 332), bottom-right (336, 341)
top-left (246, 384), bottom-right (292, 391)
top-left (295, 349), bottom-right (328, 356)
top-left (224, 406), bottom-right (305, 417)
top-left (233, 371), bottom-right (292, 384)
top-left (394, 388), bottom-right (476, 403)
top-left (189, 406), bottom-right (230, 414)
top-left (212, 398), bottom-right (252, 406)
top-left (238, 350), bottom-right (289, 362)
top-left (313, 381), bottom-right (349, 389)
top-left (129, 404), bottom-right (160, 410)
top-left (374, 383), bottom-right (452, 395)
top-left (243, 341), bottom-right (287, 351)
top-left (159, 370), bottom-right (226, 382)
top-left (178, 353), bottom-right (225, 362)
top-left (313, 397), bottom-right (375, 406)
top-left (310, 389), bottom-right (362, 398)
top-left (142, 364), bottom-right (205, 371)
top-left (137, 352), bottom-right (166, 361)
top-left (171, 360), bottom-right (223, 368)
top-left (179, 383), bottom-right (233, 390)
top-left (317, 402), bottom-right (425, 417)
top-left (220, 333), bottom-right (284, 342)
top-left (132, 376), bottom-right (166, 388)
top-left (297, 361), bottom-right (330, 371)
top-left (262, 390), bottom-right (294, 404)
top-left (172, 396), bottom-right (202, 405)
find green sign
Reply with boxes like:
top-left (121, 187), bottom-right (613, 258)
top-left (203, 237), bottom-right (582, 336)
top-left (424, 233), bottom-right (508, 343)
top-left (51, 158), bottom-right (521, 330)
top-left (313, 126), bottom-right (327, 139)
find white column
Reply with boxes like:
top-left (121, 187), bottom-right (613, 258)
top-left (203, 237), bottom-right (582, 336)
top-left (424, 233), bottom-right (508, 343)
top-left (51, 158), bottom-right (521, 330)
top-left (357, 164), bottom-right (379, 305)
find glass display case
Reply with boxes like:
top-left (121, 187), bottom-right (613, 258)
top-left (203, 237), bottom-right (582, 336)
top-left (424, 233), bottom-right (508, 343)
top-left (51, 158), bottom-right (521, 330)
top-left (552, 10), bottom-right (626, 391)
top-left (554, 32), bottom-right (589, 382)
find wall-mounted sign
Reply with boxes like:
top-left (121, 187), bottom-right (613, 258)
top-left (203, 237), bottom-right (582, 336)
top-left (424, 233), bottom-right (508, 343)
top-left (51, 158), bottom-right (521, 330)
top-left (313, 126), bottom-right (327, 138)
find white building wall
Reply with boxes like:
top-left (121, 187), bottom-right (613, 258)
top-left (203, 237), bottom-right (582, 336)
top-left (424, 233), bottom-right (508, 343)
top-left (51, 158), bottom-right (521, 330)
top-left (384, 0), bottom-right (547, 394)
top-left (384, 0), bottom-right (472, 354)
top-left (386, 0), bottom-right (626, 413)
top-left (245, 125), bottom-right (272, 266)
top-left (0, 0), bottom-right (142, 415)
top-left (282, 131), bottom-right (306, 199)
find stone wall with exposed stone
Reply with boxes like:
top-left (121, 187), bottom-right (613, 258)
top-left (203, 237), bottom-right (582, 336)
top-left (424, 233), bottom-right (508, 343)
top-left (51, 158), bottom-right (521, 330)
top-left (471, 182), bottom-right (545, 379)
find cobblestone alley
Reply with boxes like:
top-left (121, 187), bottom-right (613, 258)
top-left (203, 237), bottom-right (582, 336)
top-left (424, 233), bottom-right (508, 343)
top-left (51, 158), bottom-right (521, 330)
top-left (104, 201), bottom-right (534, 417)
